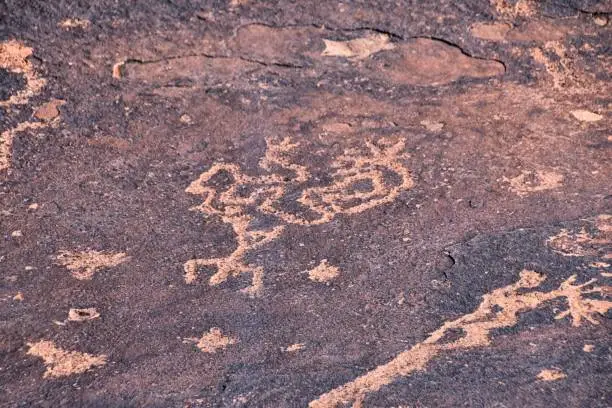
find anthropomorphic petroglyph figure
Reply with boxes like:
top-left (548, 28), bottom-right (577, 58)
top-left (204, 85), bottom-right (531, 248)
top-left (1, 40), bottom-right (57, 172)
top-left (184, 137), bottom-right (413, 295)
top-left (309, 270), bottom-right (612, 407)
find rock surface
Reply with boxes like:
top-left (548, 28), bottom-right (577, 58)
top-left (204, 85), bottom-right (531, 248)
top-left (0, 1), bottom-right (610, 407)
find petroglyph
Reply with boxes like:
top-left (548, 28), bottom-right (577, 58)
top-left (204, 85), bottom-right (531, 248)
top-left (54, 307), bottom-right (101, 326)
top-left (0, 117), bottom-right (54, 172)
top-left (0, 40), bottom-right (46, 108)
top-left (490, 0), bottom-right (536, 18)
top-left (547, 229), bottom-right (597, 257)
top-left (308, 260), bottom-right (340, 283)
top-left (112, 61), bottom-right (124, 79)
top-left (309, 270), bottom-right (611, 407)
top-left (537, 368), bottom-right (567, 381)
top-left (0, 40), bottom-right (57, 171)
top-left (591, 262), bottom-right (610, 268)
top-left (593, 15), bottom-right (608, 27)
top-left (27, 340), bottom-right (107, 378)
top-left (504, 169), bottom-right (563, 197)
top-left (58, 18), bottom-right (91, 29)
top-left (284, 343), bottom-right (306, 352)
top-left (56, 250), bottom-right (129, 280)
top-left (547, 215), bottom-right (611, 257)
top-left (184, 327), bottom-right (238, 353)
top-left (530, 41), bottom-right (582, 90)
top-left (321, 34), bottom-right (395, 60)
top-left (68, 308), bottom-right (100, 322)
top-left (185, 137), bottom-right (412, 295)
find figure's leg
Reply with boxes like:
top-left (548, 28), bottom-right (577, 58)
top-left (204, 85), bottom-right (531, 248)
top-left (183, 258), bottom-right (221, 284)
top-left (240, 266), bottom-right (265, 297)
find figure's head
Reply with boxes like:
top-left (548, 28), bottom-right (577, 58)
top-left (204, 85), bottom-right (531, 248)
top-left (518, 269), bottom-right (546, 288)
top-left (0, 40), bottom-right (46, 108)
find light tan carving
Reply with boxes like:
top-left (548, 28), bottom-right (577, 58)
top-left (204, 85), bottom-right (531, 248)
top-left (58, 19), bottom-right (91, 29)
top-left (490, 0), bottom-right (536, 18)
top-left (530, 41), bottom-right (581, 90)
top-left (537, 368), bottom-right (566, 381)
top-left (185, 137), bottom-right (412, 295)
top-left (547, 215), bottom-right (610, 257)
top-left (0, 40), bottom-right (46, 108)
top-left (284, 343), bottom-right (306, 352)
top-left (27, 340), bottom-right (106, 378)
top-left (112, 60), bottom-right (125, 79)
top-left (504, 169), bottom-right (563, 197)
top-left (0, 40), bottom-right (57, 171)
top-left (309, 270), bottom-right (611, 407)
top-left (308, 260), bottom-right (340, 283)
top-left (68, 308), bottom-right (100, 322)
top-left (0, 117), bottom-right (52, 171)
top-left (56, 250), bottom-right (129, 280)
top-left (184, 327), bottom-right (238, 353)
